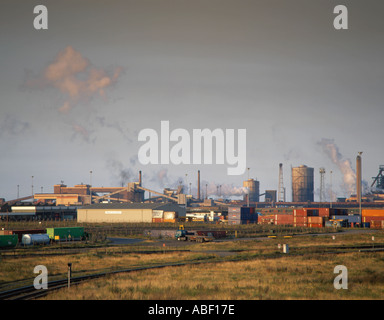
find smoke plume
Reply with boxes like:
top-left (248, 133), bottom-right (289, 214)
top-left (24, 46), bottom-right (123, 142)
top-left (26, 46), bottom-right (122, 114)
top-left (107, 159), bottom-right (134, 187)
top-left (318, 138), bottom-right (369, 196)
top-left (0, 114), bottom-right (30, 137)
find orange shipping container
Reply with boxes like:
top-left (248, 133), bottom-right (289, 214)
top-left (308, 216), bottom-right (323, 224)
top-left (293, 209), bottom-right (306, 217)
top-left (319, 208), bottom-right (330, 217)
top-left (294, 217), bottom-right (308, 223)
top-left (362, 209), bottom-right (384, 217)
top-left (309, 223), bottom-right (323, 228)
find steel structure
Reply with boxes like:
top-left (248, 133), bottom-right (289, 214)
top-left (291, 165), bottom-right (314, 202)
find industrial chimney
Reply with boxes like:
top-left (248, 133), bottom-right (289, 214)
top-left (197, 170), bottom-right (201, 200)
top-left (356, 152), bottom-right (362, 204)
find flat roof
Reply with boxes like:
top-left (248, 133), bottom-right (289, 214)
top-left (80, 202), bottom-right (181, 210)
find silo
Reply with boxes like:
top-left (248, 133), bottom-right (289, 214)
top-left (243, 179), bottom-right (260, 202)
top-left (291, 165), bottom-right (314, 202)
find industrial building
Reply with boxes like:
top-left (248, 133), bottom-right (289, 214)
top-left (77, 203), bottom-right (186, 223)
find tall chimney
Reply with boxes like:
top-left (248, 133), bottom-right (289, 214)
top-left (139, 170), bottom-right (142, 186)
top-left (197, 170), bottom-right (200, 200)
top-left (356, 153), bottom-right (362, 204)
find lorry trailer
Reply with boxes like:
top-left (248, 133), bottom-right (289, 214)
top-left (175, 229), bottom-right (226, 242)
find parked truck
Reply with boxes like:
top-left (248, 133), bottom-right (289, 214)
top-left (175, 226), bottom-right (226, 242)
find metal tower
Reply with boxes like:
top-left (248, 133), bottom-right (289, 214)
top-left (278, 163), bottom-right (285, 202)
top-left (319, 168), bottom-right (326, 202)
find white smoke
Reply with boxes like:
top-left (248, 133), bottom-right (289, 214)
top-left (318, 138), bottom-right (369, 197)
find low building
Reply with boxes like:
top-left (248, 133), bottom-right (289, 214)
top-left (77, 202), bottom-right (186, 223)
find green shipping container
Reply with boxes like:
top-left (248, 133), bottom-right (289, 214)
top-left (0, 234), bottom-right (18, 248)
top-left (46, 227), bottom-right (84, 241)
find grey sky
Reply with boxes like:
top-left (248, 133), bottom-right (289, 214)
top-left (1, 0), bottom-right (383, 200)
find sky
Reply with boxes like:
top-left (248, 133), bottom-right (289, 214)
top-left (0, 0), bottom-right (383, 201)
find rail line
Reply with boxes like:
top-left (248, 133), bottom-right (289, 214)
top-left (0, 260), bottom-right (217, 300)
top-left (2, 243), bottom-right (384, 300)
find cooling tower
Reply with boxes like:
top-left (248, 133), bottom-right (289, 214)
top-left (291, 165), bottom-right (314, 202)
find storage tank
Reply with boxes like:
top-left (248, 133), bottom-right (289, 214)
top-left (291, 165), bottom-right (314, 202)
top-left (21, 234), bottom-right (50, 246)
top-left (243, 179), bottom-right (260, 202)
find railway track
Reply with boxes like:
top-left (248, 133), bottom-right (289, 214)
top-left (0, 260), bottom-right (212, 300)
top-left (2, 239), bottom-right (384, 300)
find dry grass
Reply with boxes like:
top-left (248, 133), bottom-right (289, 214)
top-left (2, 229), bottom-right (384, 299)
top-left (44, 251), bottom-right (384, 300)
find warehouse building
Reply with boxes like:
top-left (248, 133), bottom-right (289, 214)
top-left (77, 203), bottom-right (186, 223)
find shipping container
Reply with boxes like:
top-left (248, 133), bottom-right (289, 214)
top-left (152, 218), bottom-right (164, 223)
top-left (0, 234), bottom-right (18, 248)
top-left (274, 214), bottom-right (294, 225)
top-left (362, 209), bottom-right (384, 217)
top-left (308, 223), bottom-right (323, 228)
top-left (308, 216), bottom-right (323, 224)
top-left (228, 207), bottom-right (241, 213)
top-left (362, 216), bottom-right (384, 223)
top-left (196, 230), bottom-right (226, 238)
top-left (46, 227), bottom-right (85, 241)
top-left (319, 208), bottom-right (330, 217)
top-left (293, 209), bottom-right (306, 217)
top-left (304, 209), bottom-right (319, 217)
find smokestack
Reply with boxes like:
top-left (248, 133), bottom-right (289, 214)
top-left (197, 170), bottom-right (200, 200)
top-left (139, 170), bottom-right (142, 186)
top-left (356, 153), bottom-right (362, 203)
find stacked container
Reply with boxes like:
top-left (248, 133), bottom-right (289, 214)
top-left (274, 214), bottom-right (294, 225)
top-left (362, 209), bottom-right (384, 229)
top-left (293, 209), bottom-right (307, 227)
top-left (228, 206), bottom-right (258, 225)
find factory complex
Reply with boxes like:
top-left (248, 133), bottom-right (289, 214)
top-left (1, 158), bottom-right (384, 229)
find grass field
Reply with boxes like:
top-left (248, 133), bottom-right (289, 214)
top-left (1, 222), bottom-right (383, 300)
